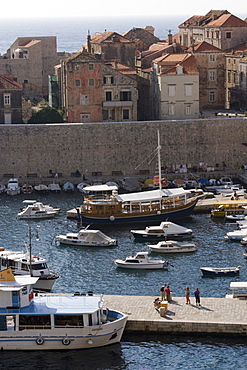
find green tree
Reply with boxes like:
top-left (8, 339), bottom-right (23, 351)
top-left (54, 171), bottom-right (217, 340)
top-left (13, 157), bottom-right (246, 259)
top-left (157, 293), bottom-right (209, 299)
top-left (28, 106), bottom-right (64, 124)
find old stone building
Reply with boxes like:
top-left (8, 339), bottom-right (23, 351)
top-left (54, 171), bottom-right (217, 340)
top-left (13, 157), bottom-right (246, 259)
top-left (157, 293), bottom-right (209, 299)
top-left (0, 75), bottom-right (22, 124)
top-left (178, 10), bottom-right (247, 51)
top-left (0, 37), bottom-right (69, 102)
top-left (123, 27), bottom-right (160, 51)
top-left (59, 51), bottom-right (138, 123)
top-left (186, 41), bottom-right (225, 109)
top-left (85, 32), bottom-right (136, 68)
top-left (152, 54), bottom-right (200, 120)
top-left (225, 43), bottom-right (247, 109)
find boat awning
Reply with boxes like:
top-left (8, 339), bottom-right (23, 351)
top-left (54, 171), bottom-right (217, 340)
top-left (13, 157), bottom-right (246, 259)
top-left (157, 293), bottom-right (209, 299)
top-left (0, 286), bottom-right (23, 291)
top-left (83, 185), bottom-right (118, 192)
top-left (115, 188), bottom-right (190, 203)
top-left (230, 282), bottom-right (247, 289)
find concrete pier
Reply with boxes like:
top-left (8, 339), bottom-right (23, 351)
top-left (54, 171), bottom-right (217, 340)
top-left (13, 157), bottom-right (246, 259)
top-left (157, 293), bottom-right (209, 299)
top-left (103, 295), bottom-right (247, 335)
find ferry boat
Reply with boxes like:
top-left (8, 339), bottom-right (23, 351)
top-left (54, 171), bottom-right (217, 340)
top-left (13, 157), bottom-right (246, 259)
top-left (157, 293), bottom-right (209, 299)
top-left (0, 268), bottom-right (127, 350)
top-left (211, 201), bottom-right (247, 218)
top-left (0, 248), bottom-right (59, 292)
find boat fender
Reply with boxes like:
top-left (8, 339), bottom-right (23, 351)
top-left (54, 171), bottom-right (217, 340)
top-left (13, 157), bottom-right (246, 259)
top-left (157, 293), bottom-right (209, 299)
top-left (62, 337), bottom-right (71, 346)
top-left (157, 211), bottom-right (161, 215)
top-left (36, 337), bottom-right (44, 345)
top-left (109, 215), bottom-right (115, 221)
top-left (161, 179), bottom-right (168, 187)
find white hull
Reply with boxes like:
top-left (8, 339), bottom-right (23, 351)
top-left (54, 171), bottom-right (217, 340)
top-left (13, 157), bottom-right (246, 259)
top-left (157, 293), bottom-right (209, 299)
top-left (6, 189), bottom-right (20, 196)
top-left (56, 237), bottom-right (116, 247)
top-left (33, 277), bottom-right (58, 292)
top-left (18, 212), bottom-right (58, 219)
top-left (149, 245), bottom-right (196, 253)
top-left (114, 262), bottom-right (165, 269)
top-left (0, 316), bottom-right (127, 350)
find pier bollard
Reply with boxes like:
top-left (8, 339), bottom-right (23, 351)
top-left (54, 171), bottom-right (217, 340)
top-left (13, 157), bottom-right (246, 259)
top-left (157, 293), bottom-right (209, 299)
top-left (159, 301), bottom-right (168, 317)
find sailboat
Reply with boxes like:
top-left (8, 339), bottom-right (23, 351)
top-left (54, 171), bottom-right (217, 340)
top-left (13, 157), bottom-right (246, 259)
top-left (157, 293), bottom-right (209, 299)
top-left (79, 131), bottom-right (198, 225)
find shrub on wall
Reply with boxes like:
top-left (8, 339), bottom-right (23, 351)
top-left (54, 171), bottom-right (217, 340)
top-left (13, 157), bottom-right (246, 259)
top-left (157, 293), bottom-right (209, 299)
top-left (28, 106), bottom-right (64, 124)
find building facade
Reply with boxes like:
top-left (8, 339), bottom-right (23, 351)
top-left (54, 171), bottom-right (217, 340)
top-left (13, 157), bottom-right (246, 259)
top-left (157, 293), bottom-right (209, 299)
top-left (0, 75), bottom-right (22, 124)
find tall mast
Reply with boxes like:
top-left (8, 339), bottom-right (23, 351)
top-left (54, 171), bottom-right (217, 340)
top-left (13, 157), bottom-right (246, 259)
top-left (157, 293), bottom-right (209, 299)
top-left (157, 130), bottom-right (162, 190)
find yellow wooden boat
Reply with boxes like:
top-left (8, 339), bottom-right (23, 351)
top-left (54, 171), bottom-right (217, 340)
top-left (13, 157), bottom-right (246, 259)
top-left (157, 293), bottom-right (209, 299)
top-left (211, 200), bottom-right (247, 218)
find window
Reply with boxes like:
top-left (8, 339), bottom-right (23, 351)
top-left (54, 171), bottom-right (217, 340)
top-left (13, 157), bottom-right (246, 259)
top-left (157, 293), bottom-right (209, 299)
top-left (209, 70), bottom-right (216, 81)
top-left (80, 113), bottom-right (90, 123)
top-left (185, 105), bottom-right (191, 115)
top-left (88, 79), bottom-right (94, 86)
top-left (103, 109), bottom-right (115, 120)
top-left (209, 91), bottom-right (215, 102)
top-left (206, 30), bottom-right (209, 38)
top-left (209, 54), bottom-right (215, 62)
top-left (103, 76), bottom-right (114, 85)
top-left (123, 109), bottom-right (129, 119)
top-left (24, 79), bottom-right (28, 83)
top-left (4, 94), bottom-right (11, 106)
top-left (105, 91), bottom-right (112, 101)
top-left (184, 84), bottom-right (192, 96)
top-left (74, 64), bottom-right (79, 71)
top-left (168, 104), bottom-right (175, 115)
top-left (168, 85), bottom-right (176, 97)
top-left (228, 72), bottom-right (231, 83)
top-left (88, 63), bottom-right (94, 70)
top-left (226, 32), bottom-right (232, 39)
top-left (80, 95), bottom-right (89, 105)
top-left (75, 79), bottom-right (81, 87)
top-left (120, 91), bottom-right (131, 101)
top-left (215, 31), bottom-right (219, 39)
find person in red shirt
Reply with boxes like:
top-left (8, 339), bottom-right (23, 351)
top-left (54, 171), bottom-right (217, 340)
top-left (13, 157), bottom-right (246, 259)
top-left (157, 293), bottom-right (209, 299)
top-left (165, 285), bottom-right (171, 302)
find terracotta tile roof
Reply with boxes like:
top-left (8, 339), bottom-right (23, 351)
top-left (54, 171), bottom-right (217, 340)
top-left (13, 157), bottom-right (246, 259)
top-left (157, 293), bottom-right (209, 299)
top-left (65, 51), bottom-right (101, 63)
top-left (179, 10), bottom-right (230, 28)
top-left (0, 75), bottom-right (22, 89)
top-left (225, 42), bottom-right (247, 54)
top-left (186, 41), bottom-right (223, 53)
top-left (91, 32), bottom-right (132, 44)
top-left (105, 61), bottom-right (136, 75)
top-left (154, 54), bottom-right (198, 75)
top-left (207, 14), bottom-right (247, 27)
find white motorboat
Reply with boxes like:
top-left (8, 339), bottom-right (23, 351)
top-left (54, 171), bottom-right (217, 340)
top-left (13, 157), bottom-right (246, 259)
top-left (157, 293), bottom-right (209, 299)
top-left (131, 221), bottom-right (193, 241)
top-left (241, 237), bottom-right (247, 245)
top-left (55, 227), bottom-right (117, 247)
top-left (0, 268), bottom-right (127, 350)
top-left (225, 213), bottom-right (247, 222)
top-left (225, 229), bottom-right (247, 241)
top-left (218, 185), bottom-right (246, 197)
top-left (114, 251), bottom-right (168, 269)
top-left (17, 200), bottom-right (60, 219)
top-left (6, 178), bottom-right (20, 195)
top-left (0, 248), bottom-right (59, 292)
top-left (148, 240), bottom-right (197, 253)
top-left (77, 182), bottom-right (90, 193)
top-left (48, 183), bottom-right (61, 191)
top-left (34, 184), bottom-right (49, 192)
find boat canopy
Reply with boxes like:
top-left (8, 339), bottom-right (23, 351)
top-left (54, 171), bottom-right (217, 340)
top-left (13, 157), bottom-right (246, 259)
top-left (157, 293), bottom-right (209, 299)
top-left (83, 185), bottom-right (118, 192)
top-left (230, 282), bottom-right (247, 289)
top-left (115, 188), bottom-right (190, 203)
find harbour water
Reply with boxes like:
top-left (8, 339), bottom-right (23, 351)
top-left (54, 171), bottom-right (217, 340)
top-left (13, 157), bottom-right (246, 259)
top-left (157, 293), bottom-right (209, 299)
top-left (1, 190), bottom-right (247, 368)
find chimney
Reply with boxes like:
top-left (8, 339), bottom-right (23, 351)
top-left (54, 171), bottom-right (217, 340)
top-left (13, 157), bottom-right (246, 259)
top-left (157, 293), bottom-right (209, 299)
top-left (168, 30), bottom-right (172, 45)
top-left (87, 31), bottom-right (91, 54)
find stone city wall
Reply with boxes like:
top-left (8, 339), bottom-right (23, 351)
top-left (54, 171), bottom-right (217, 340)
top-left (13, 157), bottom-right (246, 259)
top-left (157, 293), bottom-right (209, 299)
top-left (0, 118), bottom-right (247, 180)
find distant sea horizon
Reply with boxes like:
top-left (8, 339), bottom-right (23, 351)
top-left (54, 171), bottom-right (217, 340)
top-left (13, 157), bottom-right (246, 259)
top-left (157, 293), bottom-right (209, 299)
top-left (0, 13), bottom-right (246, 55)
top-left (0, 15), bottom-right (192, 55)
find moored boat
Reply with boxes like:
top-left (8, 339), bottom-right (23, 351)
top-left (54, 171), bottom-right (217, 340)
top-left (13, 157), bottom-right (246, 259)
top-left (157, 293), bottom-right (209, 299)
top-left (0, 268), bottom-right (127, 350)
top-left (22, 184), bottom-right (33, 194)
top-left (34, 184), bottom-right (49, 192)
top-left (0, 248), bottom-right (59, 292)
top-left (55, 228), bottom-right (117, 247)
top-left (225, 229), bottom-right (247, 241)
top-left (200, 266), bottom-right (241, 276)
top-left (6, 178), bottom-right (20, 196)
top-left (48, 183), bottom-right (61, 192)
top-left (62, 182), bottom-right (75, 192)
top-left (114, 251), bottom-right (168, 269)
top-left (17, 200), bottom-right (60, 219)
top-left (148, 240), bottom-right (197, 253)
top-left (211, 201), bottom-right (247, 218)
top-left (131, 221), bottom-right (193, 241)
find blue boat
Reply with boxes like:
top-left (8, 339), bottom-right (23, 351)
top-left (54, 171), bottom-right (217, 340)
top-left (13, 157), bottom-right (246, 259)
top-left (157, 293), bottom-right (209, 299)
top-left (200, 266), bottom-right (242, 276)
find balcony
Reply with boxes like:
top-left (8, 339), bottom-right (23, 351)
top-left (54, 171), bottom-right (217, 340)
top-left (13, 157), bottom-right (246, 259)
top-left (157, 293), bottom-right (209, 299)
top-left (103, 101), bottom-right (133, 107)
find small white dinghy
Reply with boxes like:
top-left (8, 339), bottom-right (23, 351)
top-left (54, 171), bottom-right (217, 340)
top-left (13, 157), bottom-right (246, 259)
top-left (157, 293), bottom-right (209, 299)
top-left (114, 251), bottom-right (168, 269)
top-left (225, 229), bottom-right (247, 241)
top-left (148, 240), bottom-right (197, 253)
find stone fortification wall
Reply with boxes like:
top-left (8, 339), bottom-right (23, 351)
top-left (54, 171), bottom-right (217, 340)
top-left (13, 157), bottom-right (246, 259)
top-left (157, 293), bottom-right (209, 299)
top-left (0, 118), bottom-right (246, 180)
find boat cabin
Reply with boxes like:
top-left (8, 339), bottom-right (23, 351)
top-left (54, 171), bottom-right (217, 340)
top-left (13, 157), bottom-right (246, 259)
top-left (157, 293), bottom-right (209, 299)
top-left (226, 282), bottom-right (247, 299)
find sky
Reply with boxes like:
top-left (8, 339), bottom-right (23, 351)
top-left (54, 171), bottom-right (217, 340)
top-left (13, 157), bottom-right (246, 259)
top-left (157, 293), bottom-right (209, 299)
top-left (0, 0), bottom-right (246, 18)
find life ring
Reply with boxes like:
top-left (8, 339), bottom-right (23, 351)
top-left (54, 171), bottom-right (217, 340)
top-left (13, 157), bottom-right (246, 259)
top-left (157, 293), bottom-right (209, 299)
top-left (36, 337), bottom-right (44, 345)
top-left (62, 337), bottom-right (71, 346)
top-left (161, 178), bottom-right (168, 187)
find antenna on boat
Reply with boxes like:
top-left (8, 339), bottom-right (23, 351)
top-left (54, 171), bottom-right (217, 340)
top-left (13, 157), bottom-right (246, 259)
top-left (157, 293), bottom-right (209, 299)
top-left (157, 130), bottom-right (162, 191)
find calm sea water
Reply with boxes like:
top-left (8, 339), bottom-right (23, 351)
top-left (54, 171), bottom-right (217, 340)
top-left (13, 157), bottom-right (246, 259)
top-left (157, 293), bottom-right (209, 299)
top-left (0, 15), bottom-right (185, 55)
top-left (1, 190), bottom-right (247, 368)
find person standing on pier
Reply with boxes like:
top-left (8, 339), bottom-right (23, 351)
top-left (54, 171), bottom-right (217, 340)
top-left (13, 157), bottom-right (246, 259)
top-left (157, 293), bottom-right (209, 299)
top-left (165, 285), bottom-right (171, 302)
top-left (194, 288), bottom-right (201, 306)
top-left (160, 283), bottom-right (167, 301)
top-left (184, 286), bottom-right (190, 304)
